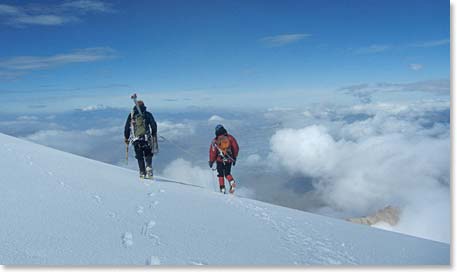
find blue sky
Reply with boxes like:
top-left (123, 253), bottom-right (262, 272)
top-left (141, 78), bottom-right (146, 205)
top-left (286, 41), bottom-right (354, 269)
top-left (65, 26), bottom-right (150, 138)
top-left (0, 0), bottom-right (450, 112)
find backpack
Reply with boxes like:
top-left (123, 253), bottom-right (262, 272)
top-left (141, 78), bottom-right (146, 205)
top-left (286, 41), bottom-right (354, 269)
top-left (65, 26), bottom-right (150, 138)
top-left (216, 135), bottom-right (231, 155)
top-left (131, 112), bottom-right (147, 138)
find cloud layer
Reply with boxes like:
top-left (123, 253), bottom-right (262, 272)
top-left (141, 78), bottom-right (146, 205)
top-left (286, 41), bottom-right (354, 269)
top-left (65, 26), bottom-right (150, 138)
top-left (339, 79), bottom-right (450, 103)
top-left (267, 101), bottom-right (450, 242)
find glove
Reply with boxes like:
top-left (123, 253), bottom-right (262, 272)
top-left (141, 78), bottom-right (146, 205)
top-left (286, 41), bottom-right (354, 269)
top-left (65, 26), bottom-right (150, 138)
top-left (124, 138), bottom-right (130, 145)
top-left (232, 158), bottom-right (236, 166)
top-left (209, 161), bottom-right (214, 168)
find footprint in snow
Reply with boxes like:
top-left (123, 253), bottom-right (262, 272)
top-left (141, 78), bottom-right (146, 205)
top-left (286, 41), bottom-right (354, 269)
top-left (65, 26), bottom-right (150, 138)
top-left (136, 206), bottom-right (144, 214)
top-left (108, 212), bottom-right (117, 218)
top-left (24, 155), bottom-right (33, 165)
top-left (149, 200), bottom-right (159, 209)
top-left (93, 195), bottom-right (102, 203)
top-left (121, 232), bottom-right (133, 248)
top-left (146, 256), bottom-right (161, 265)
top-left (141, 221), bottom-right (160, 246)
top-left (189, 260), bottom-right (208, 265)
top-left (148, 192), bottom-right (156, 197)
top-left (3, 144), bottom-right (12, 152)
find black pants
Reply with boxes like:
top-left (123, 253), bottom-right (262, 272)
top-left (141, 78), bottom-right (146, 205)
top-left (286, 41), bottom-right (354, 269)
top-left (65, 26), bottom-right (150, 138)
top-left (134, 140), bottom-right (153, 174)
top-left (216, 161), bottom-right (232, 177)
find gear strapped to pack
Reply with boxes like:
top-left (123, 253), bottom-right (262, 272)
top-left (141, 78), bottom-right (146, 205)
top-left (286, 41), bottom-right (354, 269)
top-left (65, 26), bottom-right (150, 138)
top-left (217, 135), bottom-right (230, 155)
top-left (213, 135), bottom-right (234, 163)
top-left (129, 93), bottom-right (149, 143)
top-left (131, 111), bottom-right (147, 138)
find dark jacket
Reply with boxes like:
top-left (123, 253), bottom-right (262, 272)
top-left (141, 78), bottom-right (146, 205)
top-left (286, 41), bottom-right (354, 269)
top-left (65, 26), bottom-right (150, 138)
top-left (124, 105), bottom-right (157, 140)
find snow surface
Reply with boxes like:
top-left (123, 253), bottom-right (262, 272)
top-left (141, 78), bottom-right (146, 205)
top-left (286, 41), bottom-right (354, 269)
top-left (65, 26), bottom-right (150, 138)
top-left (0, 133), bottom-right (449, 265)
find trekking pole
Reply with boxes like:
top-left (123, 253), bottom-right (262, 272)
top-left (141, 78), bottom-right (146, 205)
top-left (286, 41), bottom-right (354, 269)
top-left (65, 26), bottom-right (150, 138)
top-left (125, 142), bottom-right (129, 165)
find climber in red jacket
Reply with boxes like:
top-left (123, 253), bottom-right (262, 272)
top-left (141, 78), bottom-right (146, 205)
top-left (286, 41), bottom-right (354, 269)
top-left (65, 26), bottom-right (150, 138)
top-left (209, 124), bottom-right (239, 194)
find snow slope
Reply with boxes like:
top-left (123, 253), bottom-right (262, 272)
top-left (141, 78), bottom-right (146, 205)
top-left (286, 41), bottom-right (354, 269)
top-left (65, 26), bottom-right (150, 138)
top-left (0, 133), bottom-right (449, 265)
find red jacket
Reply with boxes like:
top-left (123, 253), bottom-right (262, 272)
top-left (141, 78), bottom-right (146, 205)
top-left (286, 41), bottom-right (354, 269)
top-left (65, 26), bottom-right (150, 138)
top-left (209, 134), bottom-right (239, 163)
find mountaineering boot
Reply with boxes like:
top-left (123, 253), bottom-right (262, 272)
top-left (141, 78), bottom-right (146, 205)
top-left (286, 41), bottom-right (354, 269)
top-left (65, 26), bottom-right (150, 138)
top-left (220, 185), bottom-right (226, 194)
top-left (229, 180), bottom-right (236, 194)
top-left (139, 172), bottom-right (146, 179)
top-left (146, 166), bottom-right (153, 180)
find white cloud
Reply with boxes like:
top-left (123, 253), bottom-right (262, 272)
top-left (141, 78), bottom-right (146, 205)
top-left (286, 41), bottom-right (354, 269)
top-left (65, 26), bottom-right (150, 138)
top-left (17, 115), bottom-right (39, 121)
top-left (0, 47), bottom-right (116, 73)
top-left (160, 158), bottom-right (253, 194)
top-left (61, 0), bottom-right (113, 13)
top-left (269, 126), bottom-right (337, 177)
top-left (409, 39), bottom-right (449, 48)
top-left (80, 104), bottom-right (108, 111)
top-left (24, 129), bottom-right (94, 154)
top-left (208, 115), bottom-right (225, 123)
top-left (267, 104), bottom-right (450, 242)
top-left (12, 14), bottom-right (77, 26)
top-left (409, 63), bottom-right (423, 71)
top-left (23, 126), bottom-right (122, 156)
top-left (339, 79), bottom-right (450, 103)
top-left (352, 38), bottom-right (449, 55)
top-left (157, 121), bottom-right (195, 140)
top-left (267, 107), bottom-right (295, 112)
top-left (161, 158), bottom-right (215, 189)
top-left (0, 4), bottom-right (21, 15)
top-left (260, 34), bottom-right (311, 47)
top-left (0, 1), bottom-right (113, 27)
top-left (85, 126), bottom-right (120, 137)
top-left (235, 186), bottom-right (256, 198)
top-left (245, 154), bottom-right (261, 166)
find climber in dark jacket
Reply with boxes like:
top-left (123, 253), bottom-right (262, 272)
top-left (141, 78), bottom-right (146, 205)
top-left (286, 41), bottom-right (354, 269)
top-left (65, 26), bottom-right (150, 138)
top-left (124, 100), bottom-right (158, 179)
